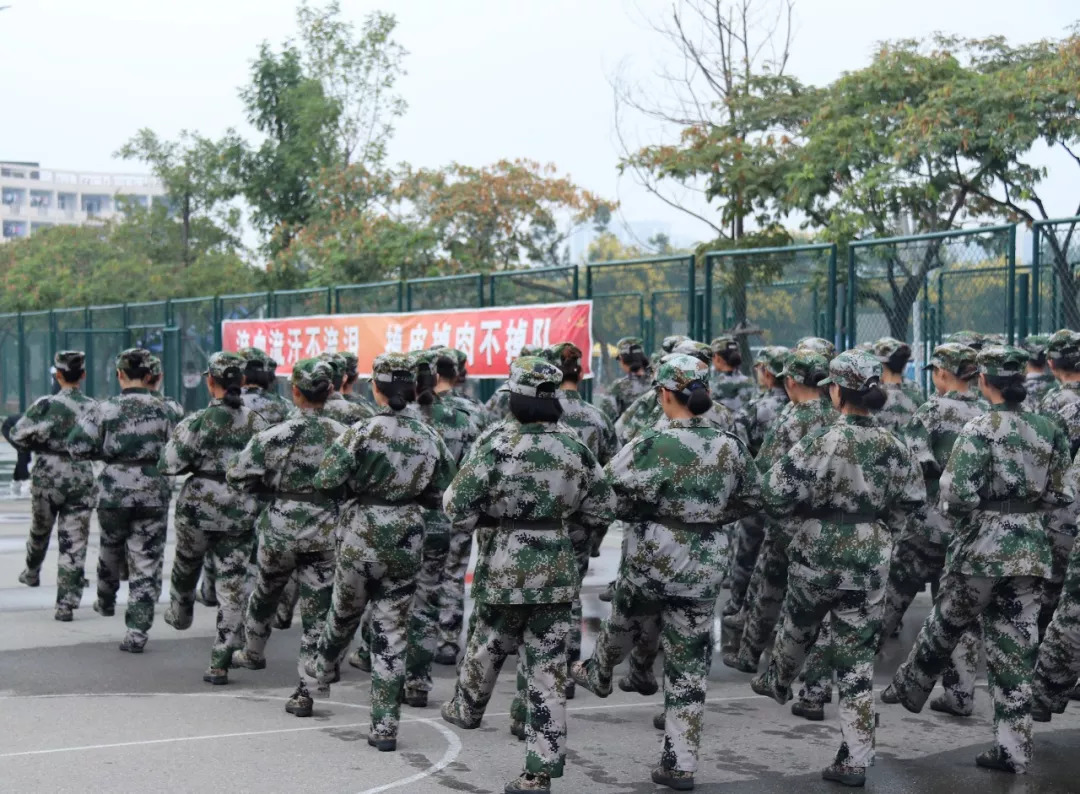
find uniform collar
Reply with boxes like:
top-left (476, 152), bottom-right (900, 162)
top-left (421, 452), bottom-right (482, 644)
top-left (990, 403), bottom-right (1020, 412)
top-left (840, 414), bottom-right (877, 427)
top-left (121, 387), bottom-right (150, 395)
top-left (943, 390), bottom-right (977, 402)
top-left (559, 389), bottom-right (583, 402)
top-left (666, 416), bottom-right (711, 428)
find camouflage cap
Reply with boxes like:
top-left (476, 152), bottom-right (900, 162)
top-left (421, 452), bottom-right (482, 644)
top-left (147, 355), bottom-right (163, 378)
top-left (795, 336), bottom-right (837, 359)
top-left (519, 344), bottom-right (544, 357)
top-left (871, 336), bottom-right (911, 362)
top-left (661, 335), bottom-right (689, 354)
top-left (372, 352), bottom-right (415, 384)
top-left (617, 336), bottom-right (646, 356)
top-left (408, 349), bottom-right (439, 370)
top-left (1021, 334), bottom-right (1050, 360)
top-left (655, 354), bottom-right (709, 394)
top-left (115, 347), bottom-right (154, 372)
top-left (317, 351), bottom-right (346, 387)
top-left (672, 339), bottom-right (712, 365)
top-left (504, 355), bottom-right (563, 399)
top-left (543, 341), bottom-right (583, 364)
top-left (820, 349), bottom-right (882, 391)
top-left (449, 348), bottom-right (468, 373)
top-left (983, 333), bottom-right (1007, 347)
top-left (1047, 329), bottom-right (1080, 361)
top-left (944, 330), bottom-right (984, 350)
top-left (779, 348), bottom-right (830, 386)
top-left (924, 343), bottom-right (978, 378)
top-left (710, 335), bottom-right (739, 357)
top-left (755, 345), bottom-right (790, 376)
top-left (238, 347), bottom-right (270, 366)
top-left (977, 345), bottom-right (1029, 377)
top-left (338, 350), bottom-right (360, 377)
top-left (203, 351), bottom-right (245, 381)
top-left (291, 358), bottom-right (334, 391)
top-left (54, 350), bottom-right (85, 374)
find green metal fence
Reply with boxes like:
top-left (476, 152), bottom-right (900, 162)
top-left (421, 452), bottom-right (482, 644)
top-left (0, 223), bottom-right (1045, 412)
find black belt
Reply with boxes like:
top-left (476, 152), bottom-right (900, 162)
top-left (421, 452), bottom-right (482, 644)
top-left (358, 496), bottom-right (414, 507)
top-left (660, 519), bottom-right (718, 533)
top-left (497, 519), bottom-right (563, 531)
top-left (274, 491), bottom-right (333, 506)
top-left (801, 509), bottom-right (880, 524)
top-left (980, 500), bottom-right (1038, 514)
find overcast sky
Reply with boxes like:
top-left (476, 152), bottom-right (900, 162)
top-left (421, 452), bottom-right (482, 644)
top-left (2, 0), bottom-right (1078, 250)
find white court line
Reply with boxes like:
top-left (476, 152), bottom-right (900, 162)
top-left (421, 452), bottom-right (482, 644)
top-left (356, 719), bottom-right (462, 794)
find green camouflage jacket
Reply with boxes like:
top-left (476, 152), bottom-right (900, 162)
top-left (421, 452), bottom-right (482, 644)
top-left (1025, 372), bottom-right (1057, 409)
top-left (558, 389), bottom-right (618, 465)
top-left (484, 388), bottom-right (511, 422)
top-left (616, 388), bottom-right (745, 446)
top-left (418, 396), bottom-right (482, 464)
top-left (242, 385), bottom-right (292, 424)
top-left (314, 408), bottom-right (457, 576)
top-left (755, 395), bottom-right (837, 473)
top-left (443, 389), bottom-right (492, 431)
top-left (606, 416), bottom-right (761, 600)
top-left (605, 372), bottom-right (653, 421)
top-left (159, 400), bottom-right (269, 533)
top-left (443, 417), bottom-right (615, 605)
top-left (153, 390), bottom-right (186, 423)
top-left (318, 392), bottom-right (374, 426)
top-left (710, 370), bottom-right (755, 413)
top-left (940, 405), bottom-right (1074, 578)
top-left (227, 409), bottom-right (348, 552)
top-left (1040, 381), bottom-right (1080, 425)
top-left (10, 388), bottom-right (97, 507)
top-left (737, 386), bottom-right (789, 456)
top-left (67, 388), bottom-right (178, 508)
top-left (878, 380), bottom-right (923, 433)
top-left (763, 414), bottom-right (926, 591)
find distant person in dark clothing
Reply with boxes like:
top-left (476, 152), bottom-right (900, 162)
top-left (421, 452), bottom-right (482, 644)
top-left (2, 413), bottom-right (31, 497)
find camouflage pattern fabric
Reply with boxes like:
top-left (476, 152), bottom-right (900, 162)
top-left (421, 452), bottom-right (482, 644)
top-left (558, 390), bottom-right (618, 465)
top-left (10, 387), bottom-right (97, 608)
top-left (1025, 372), bottom-right (1057, 409)
top-left (242, 386), bottom-right (292, 424)
top-left (710, 370), bottom-right (755, 413)
top-left (311, 405), bottom-right (457, 739)
top-left (319, 392), bottom-right (374, 426)
top-left (878, 381), bottom-right (924, 432)
top-left (605, 372), bottom-right (653, 422)
top-left (95, 507), bottom-right (169, 642)
top-left (160, 399), bottom-right (268, 669)
top-left (485, 388), bottom-right (512, 422)
top-left (738, 386), bottom-right (789, 457)
top-left (227, 409), bottom-right (348, 682)
top-left (1040, 381), bottom-right (1080, 431)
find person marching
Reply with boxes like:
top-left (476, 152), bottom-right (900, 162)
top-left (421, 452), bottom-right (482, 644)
top-left (485, 345), bottom-right (543, 421)
top-left (147, 355), bottom-right (186, 423)
top-left (159, 352), bottom-right (268, 684)
top-left (573, 354), bottom-right (760, 792)
top-left (10, 351), bottom-right (97, 621)
top-left (440, 356), bottom-right (615, 794)
top-left (228, 358), bottom-right (347, 717)
top-left (239, 347), bottom-right (291, 424)
top-left (709, 335), bottom-right (755, 413)
top-left (749, 349), bottom-right (925, 787)
top-left (338, 351), bottom-right (373, 407)
top-left (308, 353), bottom-right (457, 752)
top-left (318, 352), bottom-right (375, 426)
top-left (888, 345), bottom-right (1073, 775)
top-left (1021, 335), bottom-right (1055, 409)
top-left (871, 337), bottom-right (924, 432)
top-left (67, 348), bottom-right (179, 653)
top-left (601, 336), bottom-right (652, 422)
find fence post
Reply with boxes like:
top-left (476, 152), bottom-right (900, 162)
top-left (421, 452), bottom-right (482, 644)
top-left (826, 244), bottom-right (838, 345)
top-left (1017, 274), bottom-right (1030, 339)
top-left (477, 274), bottom-right (485, 308)
top-left (213, 297), bottom-right (223, 352)
top-left (488, 275), bottom-right (496, 307)
top-left (16, 312), bottom-right (26, 412)
top-left (1031, 223), bottom-right (1041, 334)
top-left (325, 287), bottom-right (333, 314)
top-left (406, 281), bottom-right (414, 312)
top-left (333, 287), bottom-right (341, 314)
top-left (686, 256), bottom-right (696, 342)
top-left (1006, 225), bottom-right (1017, 344)
top-left (703, 254), bottom-right (714, 342)
top-left (846, 246), bottom-right (857, 348)
top-left (572, 265), bottom-right (580, 301)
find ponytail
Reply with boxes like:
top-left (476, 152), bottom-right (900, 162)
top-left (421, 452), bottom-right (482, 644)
top-left (416, 366), bottom-right (436, 407)
top-left (839, 383), bottom-right (887, 412)
top-left (985, 374), bottom-right (1027, 405)
top-left (375, 379), bottom-right (416, 411)
top-left (671, 382), bottom-right (712, 416)
top-left (213, 366), bottom-right (245, 410)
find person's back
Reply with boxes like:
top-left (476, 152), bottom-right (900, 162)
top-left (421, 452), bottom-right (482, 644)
top-left (242, 386), bottom-right (291, 424)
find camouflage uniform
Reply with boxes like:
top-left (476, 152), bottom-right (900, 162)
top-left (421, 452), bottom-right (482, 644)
top-left (732, 351), bottom-right (837, 670)
top-left (441, 357), bottom-right (615, 788)
top-left (67, 348), bottom-right (179, 651)
top-left (147, 356), bottom-right (186, 424)
top-left (890, 346), bottom-right (1074, 774)
top-left (709, 336), bottom-right (755, 413)
top-left (228, 359), bottom-right (347, 710)
top-left (870, 338), bottom-right (924, 432)
top-left (603, 337), bottom-right (653, 423)
top-left (10, 351), bottom-right (97, 616)
top-left (238, 347), bottom-right (292, 424)
top-left (319, 352), bottom-right (376, 426)
top-left (1021, 335), bottom-right (1056, 410)
top-left (338, 350), bottom-right (376, 409)
top-left (159, 352), bottom-right (268, 678)
top-left (310, 353), bottom-right (457, 746)
top-left (574, 355), bottom-right (760, 784)
top-left (752, 350), bottom-right (926, 780)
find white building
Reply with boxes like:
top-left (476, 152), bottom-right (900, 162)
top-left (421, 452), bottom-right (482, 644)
top-left (0, 160), bottom-right (167, 242)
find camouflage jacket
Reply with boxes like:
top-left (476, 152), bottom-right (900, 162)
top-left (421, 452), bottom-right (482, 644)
top-left (443, 417), bottom-right (615, 605)
top-left (1040, 381), bottom-right (1080, 426)
top-left (67, 388), bottom-right (178, 509)
top-left (485, 388), bottom-right (512, 422)
top-left (10, 388), bottom-right (97, 507)
top-left (755, 395), bottom-right (837, 473)
top-left (159, 400), bottom-right (269, 533)
top-left (878, 380), bottom-right (923, 433)
top-left (242, 386), bottom-right (292, 425)
top-left (558, 389), bottom-right (618, 465)
top-left (763, 414), bottom-right (926, 591)
top-left (314, 408), bottom-right (457, 576)
top-left (710, 370), bottom-right (755, 413)
top-left (442, 389), bottom-right (491, 431)
top-left (737, 386), bottom-right (789, 456)
top-left (606, 416), bottom-right (761, 599)
top-left (940, 405), bottom-right (1074, 578)
top-left (318, 392), bottom-right (374, 426)
top-left (418, 396), bottom-right (482, 464)
top-left (1049, 449), bottom-right (1080, 537)
top-left (605, 372), bottom-right (653, 421)
top-left (1025, 372), bottom-right (1057, 410)
top-left (617, 389), bottom-right (744, 446)
top-left (154, 391), bottom-right (186, 424)
top-left (227, 409), bottom-right (349, 552)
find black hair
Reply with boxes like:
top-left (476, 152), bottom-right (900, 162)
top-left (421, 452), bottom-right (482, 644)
top-left (416, 365), bottom-right (436, 407)
top-left (244, 362), bottom-right (276, 390)
top-left (885, 348), bottom-right (912, 375)
top-left (509, 384), bottom-right (563, 423)
top-left (375, 375), bottom-right (416, 411)
top-left (1052, 353), bottom-right (1080, 373)
top-left (838, 383), bottom-right (888, 412)
top-left (669, 382), bottom-right (712, 416)
top-left (984, 374), bottom-right (1028, 405)
top-left (1030, 351), bottom-right (1048, 368)
top-left (436, 354), bottom-right (458, 381)
top-left (717, 349), bottom-right (742, 369)
top-left (328, 368), bottom-right (345, 390)
top-left (57, 367), bottom-right (85, 385)
top-left (119, 363), bottom-right (151, 382)
top-left (297, 379), bottom-right (333, 405)
top-left (621, 350), bottom-right (648, 374)
top-left (212, 365), bottom-right (245, 410)
top-left (558, 354), bottom-right (583, 385)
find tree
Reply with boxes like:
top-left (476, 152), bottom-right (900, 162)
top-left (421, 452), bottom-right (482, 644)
top-left (115, 129), bottom-right (240, 267)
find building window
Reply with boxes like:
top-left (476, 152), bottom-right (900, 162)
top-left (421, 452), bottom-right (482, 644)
top-left (2, 220), bottom-right (28, 238)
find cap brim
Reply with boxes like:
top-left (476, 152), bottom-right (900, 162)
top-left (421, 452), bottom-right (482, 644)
top-left (818, 376), bottom-right (836, 386)
top-left (921, 363), bottom-right (935, 371)
top-left (497, 383), bottom-right (510, 394)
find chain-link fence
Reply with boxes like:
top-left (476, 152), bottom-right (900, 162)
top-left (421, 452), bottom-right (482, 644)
top-left (490, 266), bottom-right (578, 307)
top-left (273, 288), bottom-right (332, 319)
top-left (335, 281), bottom-right (403, 314)
top-left (406, 274), bottom-right (485, 312)
top-left (1032, 217), bottom-right (1080, 332)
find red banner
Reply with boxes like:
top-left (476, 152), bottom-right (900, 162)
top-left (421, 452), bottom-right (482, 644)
top-left (221, 300), bottom-right (593, 378)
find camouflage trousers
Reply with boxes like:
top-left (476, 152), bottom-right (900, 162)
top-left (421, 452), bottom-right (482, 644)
top-left (758, 576), bottom-right (883, 768)
top-left (96, 506), bottom-right (169, 642)
top-left (582, 580), bottom-right (714, 774)
top-left (879, 533), bottom-right (947, 647)
top-left (26, 485), bottom-right (93, 609)
top-left (276, 572), bottom-right (301, 626)
top-left (891, 573), bottom-right (1041, 773)
top-left (1035, 538), bottom-right (1080, 712)
top-left (436, 526), bottom-right (473, 658)
top-left (245, 543), bottom-right (334, 682)
top-left (444, 603), bottom-right (571, 778)
top-left (170, 524), bottom-right (255, 670)
top-left (797, 618), bottom-right (833, 705)
top-left (316, 555), bottom-right (416, 738)
top-left (727, 514), bottom-right (766, 615)
top-left (1039, 531), bottom-right (1075, 639)
top-left (405, 531), bottom-right (451, 693)
top-left (736, 529), bottom-right (789, 667)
